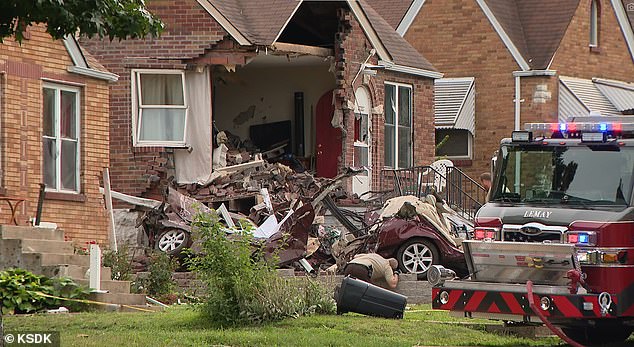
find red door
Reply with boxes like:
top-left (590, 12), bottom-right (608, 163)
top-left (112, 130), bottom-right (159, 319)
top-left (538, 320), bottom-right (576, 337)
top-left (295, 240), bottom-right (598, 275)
top-left (315, 90), bottom-right (341, 178)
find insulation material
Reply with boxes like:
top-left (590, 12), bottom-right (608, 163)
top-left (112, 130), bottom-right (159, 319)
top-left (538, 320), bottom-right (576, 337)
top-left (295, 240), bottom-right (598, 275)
top-left (174, 68), bottom-right (212, 183)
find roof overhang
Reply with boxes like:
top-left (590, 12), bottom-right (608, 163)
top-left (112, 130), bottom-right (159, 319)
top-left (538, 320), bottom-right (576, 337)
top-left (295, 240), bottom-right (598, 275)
top-left (513, 70), bottom-right (557, 77)
top-left (396, 0), bottom-right (426, 36)
top-left (612, 0), bottom-right (634, 63)
top-left (347, 0), bottom-right (391, 62)
top-left (63, 36), bottom-right (118, 82)
top-left (378, 60), bottom-right (443, 79)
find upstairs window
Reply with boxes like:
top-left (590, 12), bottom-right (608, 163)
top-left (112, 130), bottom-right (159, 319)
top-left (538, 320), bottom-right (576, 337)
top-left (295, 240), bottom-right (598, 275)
top-left (43, 84), bottom-right (80, 193)
top-left (384, 82), bottom-right (413, 168)
top-left (132, 70), bottom-right (188, 147)
top-left (590, 0), bottom-right (600, 47)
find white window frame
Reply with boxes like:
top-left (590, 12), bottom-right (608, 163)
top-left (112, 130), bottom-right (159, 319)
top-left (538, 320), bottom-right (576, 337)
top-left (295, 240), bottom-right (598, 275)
top-left (131, 69), bottom-right (188, 147)
top-left (42, 83), bottom-right (81, 193)
top-left (435, 129), bottom-right (473, 160)
top-left (590, 0), bottom-right (599, 47)
top-left (384, 81), bottom-right (413, 169)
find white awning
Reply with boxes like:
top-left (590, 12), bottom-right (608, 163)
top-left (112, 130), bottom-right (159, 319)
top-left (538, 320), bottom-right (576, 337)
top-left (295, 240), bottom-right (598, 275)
top-left (559, 76), bottom-right (621, 121)
top-left (593, 78), bottom-right (634, 112)
top-left (434, 77), bottom-right (475, 135)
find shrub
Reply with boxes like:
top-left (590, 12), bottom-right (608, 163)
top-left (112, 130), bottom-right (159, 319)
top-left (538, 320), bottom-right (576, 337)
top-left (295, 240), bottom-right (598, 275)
top-left (0, 269), bottom-right (90, 314)
top-left (102, 244), bottom-right (132, 281)
top-left (187, 209), bottom-right (335, 327)
top-left (134, 251), bottom-right (178, 303)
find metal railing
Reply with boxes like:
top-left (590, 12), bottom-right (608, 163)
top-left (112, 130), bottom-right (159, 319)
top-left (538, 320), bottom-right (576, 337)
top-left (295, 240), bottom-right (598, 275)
top-left (380, 166), bottom-right (487, 222)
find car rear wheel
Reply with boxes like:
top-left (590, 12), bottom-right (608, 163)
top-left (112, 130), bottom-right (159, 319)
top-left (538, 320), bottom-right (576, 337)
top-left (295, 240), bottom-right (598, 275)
top-left (396, 238), bottom-right (439, 278)
top-left (156, 228), bottom-right (191, 256)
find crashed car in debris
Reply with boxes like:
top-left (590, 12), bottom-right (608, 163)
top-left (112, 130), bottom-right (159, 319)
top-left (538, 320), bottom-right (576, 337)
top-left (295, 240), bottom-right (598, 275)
top-left (137, 185), bottom-right (315, 266)
top-left (323, 194), bottom-right (469, 278)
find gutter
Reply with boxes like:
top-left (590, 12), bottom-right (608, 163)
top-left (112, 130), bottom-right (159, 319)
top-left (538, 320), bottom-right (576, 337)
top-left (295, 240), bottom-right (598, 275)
top-left (67, 66), bottom-right (119, 82)
top-left (378, 60), bottom-right (443, 79)
top-left (512, 70), bottom-right (558, 130)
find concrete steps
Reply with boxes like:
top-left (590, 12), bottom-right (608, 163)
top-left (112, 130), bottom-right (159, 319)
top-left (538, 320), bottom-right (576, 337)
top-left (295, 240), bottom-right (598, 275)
top-left (90, 292), bottom-right (147, 306)
top-left (0, 225), bottom-right (150, 312)
top-left (41, 265), bottom-right (112, 281)
top-left (76, 279), bottom-right (131, 294)
top-left (0, 225), bottom-right (64, 241)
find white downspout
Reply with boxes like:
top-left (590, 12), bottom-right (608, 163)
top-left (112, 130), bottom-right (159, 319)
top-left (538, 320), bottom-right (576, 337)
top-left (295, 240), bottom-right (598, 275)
top-left (514, 74), bottom-right (521, 193)
top-left (514, 75), bottom-right (521, 131)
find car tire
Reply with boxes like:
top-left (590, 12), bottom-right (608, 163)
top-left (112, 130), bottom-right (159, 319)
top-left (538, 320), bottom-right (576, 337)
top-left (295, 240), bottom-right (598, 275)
top-left (156, 228), bottom-right (191, 256)
top-left (396, 238), bottom-right (439, 279)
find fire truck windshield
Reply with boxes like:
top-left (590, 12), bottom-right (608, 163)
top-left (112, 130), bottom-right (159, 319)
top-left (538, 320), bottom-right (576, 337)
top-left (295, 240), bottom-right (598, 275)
top-left (491, 144), bottom-right (634, 207)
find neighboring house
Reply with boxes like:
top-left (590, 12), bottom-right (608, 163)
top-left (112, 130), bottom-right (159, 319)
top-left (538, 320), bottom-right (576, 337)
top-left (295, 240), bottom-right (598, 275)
top-left (81, 0), bottom-right (440, 201)
top-left (370, 0), bottom-right (634, 179)
top-left (0, 25), bottom-right (117, 244)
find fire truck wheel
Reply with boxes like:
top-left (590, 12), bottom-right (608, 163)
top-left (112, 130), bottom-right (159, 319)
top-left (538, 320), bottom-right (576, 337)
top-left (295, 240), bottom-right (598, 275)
top-left (562, 324), bottom-right (633, 345)
top-left (396, 238), bottom-right (439, 279)
top-left (156, 228), bottom-right (191, 256)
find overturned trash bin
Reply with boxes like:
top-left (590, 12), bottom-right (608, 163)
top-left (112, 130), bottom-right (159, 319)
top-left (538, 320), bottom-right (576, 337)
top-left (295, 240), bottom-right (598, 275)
top-left (335, 276), bottom-right (407, 319)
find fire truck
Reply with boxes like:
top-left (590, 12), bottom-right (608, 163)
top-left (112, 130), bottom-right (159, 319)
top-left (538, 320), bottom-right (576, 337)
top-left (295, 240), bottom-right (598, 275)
top-left (429, 116), bottom-right (634, 346)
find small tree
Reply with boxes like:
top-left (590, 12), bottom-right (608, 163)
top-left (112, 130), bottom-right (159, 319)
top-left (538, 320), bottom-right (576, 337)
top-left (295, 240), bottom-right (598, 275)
top-left (0, 0), bottom-right (163, 42)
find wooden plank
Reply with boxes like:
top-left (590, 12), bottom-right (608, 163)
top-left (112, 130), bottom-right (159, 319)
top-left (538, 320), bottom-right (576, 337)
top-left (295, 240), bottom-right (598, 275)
top-left (271, 42), bottom-right (334, 57)
top-left (99, 187), bottom-right (161, 209)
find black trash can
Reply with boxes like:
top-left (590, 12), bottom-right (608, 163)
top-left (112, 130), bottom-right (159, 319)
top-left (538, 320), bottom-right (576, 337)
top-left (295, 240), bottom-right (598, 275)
top-left (335, 276), bottom-right (407, 319)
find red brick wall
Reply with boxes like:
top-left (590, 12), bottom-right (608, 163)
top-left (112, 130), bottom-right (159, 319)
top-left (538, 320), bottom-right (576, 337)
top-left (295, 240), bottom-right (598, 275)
top-left (0, 25), bottom-right (110, 244)
top-left (336, 8), bottom-right (436, 191)
top-left (80, 0), bottom-right (228, 199)
top-left (404, 0), bottom-right (520, 181)
top-left (551, 0), bottom-right (634, 81)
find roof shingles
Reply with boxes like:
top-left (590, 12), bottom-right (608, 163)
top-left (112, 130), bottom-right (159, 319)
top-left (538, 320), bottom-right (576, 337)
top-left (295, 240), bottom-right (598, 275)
top-left (483, 0), bottom-right (579, 69)
top-left (363, 0), bottom-right (413, 29)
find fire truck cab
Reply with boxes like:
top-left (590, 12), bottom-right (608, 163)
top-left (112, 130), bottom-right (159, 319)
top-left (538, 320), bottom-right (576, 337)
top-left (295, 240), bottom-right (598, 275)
top-left (430, 116), bottom-right (634, 345)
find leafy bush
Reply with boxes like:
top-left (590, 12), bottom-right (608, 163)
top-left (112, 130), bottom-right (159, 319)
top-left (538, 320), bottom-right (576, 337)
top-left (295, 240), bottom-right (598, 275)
top-left (0, 269), bottom-right (90, 314)
top-left (134, 251), bottom-right (178, 303)
top-left (102, 244), bottom-right (132, 281)
top-left (187, 210), bottom-right (335, 327)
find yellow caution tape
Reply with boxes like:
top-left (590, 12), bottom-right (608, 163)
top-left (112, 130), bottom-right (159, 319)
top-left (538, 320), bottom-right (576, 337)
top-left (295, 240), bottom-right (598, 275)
top-left (32, 291), bottom-right (158, 313)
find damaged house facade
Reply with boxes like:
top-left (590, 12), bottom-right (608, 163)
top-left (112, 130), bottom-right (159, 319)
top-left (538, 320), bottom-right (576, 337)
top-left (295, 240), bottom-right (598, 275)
top-left (81, 0), bottom-right (440, 203)
top-left (0, 25), bottom-right (116, 244)
top-left (372, 0), bottom-right (634, 179)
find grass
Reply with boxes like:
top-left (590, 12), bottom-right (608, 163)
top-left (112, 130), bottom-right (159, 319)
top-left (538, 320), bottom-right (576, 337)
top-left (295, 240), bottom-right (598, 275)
top-left (2, 305), bottom-right (572, 347)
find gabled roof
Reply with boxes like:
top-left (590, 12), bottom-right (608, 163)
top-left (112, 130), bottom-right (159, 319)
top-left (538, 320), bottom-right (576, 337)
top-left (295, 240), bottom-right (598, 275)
top-left (363, 0), bottom-right (413, 29)
top-left (358, 0), bottom-right (436, 71)
top-left (201, 0), bottom-right (437, 74)
top-left (205, 0), bottom-right (300, 45)
top-left (481, 0), bottom-right (579, 70)
top-left (618, 0), bottom-right (634, 61)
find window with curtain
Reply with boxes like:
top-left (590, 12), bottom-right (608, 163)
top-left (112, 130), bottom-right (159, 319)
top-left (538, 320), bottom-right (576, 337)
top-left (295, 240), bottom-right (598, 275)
top-left (384, 83), bottom-right (412, 168)
top-left (590, 0), bottom-right (599, 47)
top-left (133, 70), bottom-right (188, 146)
top-left (43, 84), bottom-right (80, 193)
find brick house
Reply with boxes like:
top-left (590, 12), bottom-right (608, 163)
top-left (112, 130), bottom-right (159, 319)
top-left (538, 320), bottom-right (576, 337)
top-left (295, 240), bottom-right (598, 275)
top-left (80, 0), bottom-right (440, 202)
top-left (370, 0), bottom-right (634, 180)
top-left (0, 25), bottom-right (117, 244)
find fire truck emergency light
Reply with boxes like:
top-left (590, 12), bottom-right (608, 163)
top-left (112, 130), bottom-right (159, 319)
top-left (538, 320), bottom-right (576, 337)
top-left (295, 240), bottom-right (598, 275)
top-left (511, 131), bottom-right (532, 142)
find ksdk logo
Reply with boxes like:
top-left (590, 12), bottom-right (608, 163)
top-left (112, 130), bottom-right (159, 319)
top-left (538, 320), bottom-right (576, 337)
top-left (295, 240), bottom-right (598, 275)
top-left (628, 2), bottom-right (634, 11)
top-left (17, 333), bottom-right (53, 344)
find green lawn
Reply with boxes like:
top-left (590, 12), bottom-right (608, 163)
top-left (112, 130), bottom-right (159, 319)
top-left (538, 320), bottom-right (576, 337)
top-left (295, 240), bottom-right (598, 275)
top-left (2, 305), bottom-right (570, 347)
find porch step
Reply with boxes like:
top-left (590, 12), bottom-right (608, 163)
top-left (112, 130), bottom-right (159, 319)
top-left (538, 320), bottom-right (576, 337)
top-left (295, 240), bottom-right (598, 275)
top-left (23, 252), bottom-right (89, 267)
top-left (0, 225), bottom-right (63, 241)
top-left (17, 239), bottom-right (74, 254)
top-left (90, 292), bottom-right (147, 306)
top-left (41, 265), bottom-right (112, 281)
top-left (76, 279), bottom-right (131, 294)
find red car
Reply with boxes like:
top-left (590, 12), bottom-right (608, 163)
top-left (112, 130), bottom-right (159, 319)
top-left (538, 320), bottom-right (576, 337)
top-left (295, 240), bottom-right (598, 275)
top-left (375, 215), bottom-right (468, 278)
